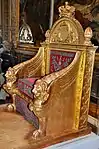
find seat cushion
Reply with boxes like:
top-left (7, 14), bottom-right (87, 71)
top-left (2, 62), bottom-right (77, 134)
top-left (18, 78), bottom-right (38, 99)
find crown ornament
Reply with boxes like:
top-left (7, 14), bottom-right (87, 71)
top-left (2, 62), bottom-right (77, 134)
top-left (58, 2), bottom-right (75, 18)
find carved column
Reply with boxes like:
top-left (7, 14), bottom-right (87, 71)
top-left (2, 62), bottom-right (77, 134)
top-left (1, 0), bottom-right (9, 40)
top-left (79, 46), bottom-right (96, 129)
top-left (11, 0), bottom-right (19, 48)
top-left (8, 0), bottom-right (11, 42)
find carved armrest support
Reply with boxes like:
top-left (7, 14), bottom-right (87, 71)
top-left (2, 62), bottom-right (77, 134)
top-left (5, 47), bottom-right (45, 90)
top-left (5, 67), bottom-right (18, 90)
top-left (30, 66), bottom-right (75, 139)
top-left (4, 59), bottom-right (28, 90)
top-left (30, 71), bottom-right (60, 113)
top-left (30, 79), bottom-right (51, 112)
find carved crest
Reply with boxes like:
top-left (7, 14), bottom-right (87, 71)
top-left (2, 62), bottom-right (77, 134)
top-left (59, 2), bottom-right (75, 18)
top-left (44, 2), bottom-right (84, 45)
top-left (50, 21), bottom-right (79, 44)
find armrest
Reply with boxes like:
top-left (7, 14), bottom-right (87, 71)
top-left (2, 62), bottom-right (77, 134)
top-left (30, 51), bottom-right (82, 113)
top-left (4, 47), bottom-right (45, 90)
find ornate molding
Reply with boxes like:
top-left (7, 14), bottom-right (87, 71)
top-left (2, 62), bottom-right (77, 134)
top-left (79, 47), bottom-right (96, 129)
top-left (73, 51), bottom-right (86, 129)
top-left (79, 29), bottom-right (96, 129)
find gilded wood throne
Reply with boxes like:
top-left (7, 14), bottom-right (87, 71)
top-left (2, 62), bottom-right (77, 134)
top-left (3, 2), bottom-right (96, 148)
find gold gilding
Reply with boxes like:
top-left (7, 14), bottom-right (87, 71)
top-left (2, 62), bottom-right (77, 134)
top-left (3, 2), bottom-right (96, 147)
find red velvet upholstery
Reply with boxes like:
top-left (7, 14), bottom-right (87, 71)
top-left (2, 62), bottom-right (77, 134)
top-left (49, 50), bottom-right (75, 73)
top-left (18, 78), bottom-right (38, 99)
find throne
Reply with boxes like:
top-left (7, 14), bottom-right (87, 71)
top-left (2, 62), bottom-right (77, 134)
top-left (3, 2), bottom-right (96, 148)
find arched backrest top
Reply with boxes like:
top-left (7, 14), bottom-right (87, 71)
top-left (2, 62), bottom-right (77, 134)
top-left (45, 2), bottom-right (85, 45)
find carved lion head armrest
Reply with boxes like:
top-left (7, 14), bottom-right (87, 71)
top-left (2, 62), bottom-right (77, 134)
top-left (4, 46), bottom-right (45, 91)
top-left (4, 67), bottom-right (18, 90)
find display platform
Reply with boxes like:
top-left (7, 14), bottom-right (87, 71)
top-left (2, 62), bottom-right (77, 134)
top-left (48, 133), bottom-right (99, 149)
top-left (0, 106), bottom-right (99, 149)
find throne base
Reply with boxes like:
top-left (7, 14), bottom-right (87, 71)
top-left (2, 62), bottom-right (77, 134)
top-left (28, 127), bottom-right (91, 149)
top-left (0, 105), bottom-right (91, 149)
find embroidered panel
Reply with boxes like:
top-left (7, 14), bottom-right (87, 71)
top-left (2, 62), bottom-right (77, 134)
top-left (50, 50), bottom-right (76, 73)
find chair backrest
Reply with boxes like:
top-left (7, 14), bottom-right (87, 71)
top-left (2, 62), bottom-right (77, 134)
top-left (39, 2), bottom-right (96, 131)
top-left (42, 2), bottom-right (85, 74)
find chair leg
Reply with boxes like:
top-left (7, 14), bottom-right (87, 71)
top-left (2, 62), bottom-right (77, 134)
top-left (7, 94), bottom-right (16, 112)
top-left (32, 117), bottom-right (47, 139)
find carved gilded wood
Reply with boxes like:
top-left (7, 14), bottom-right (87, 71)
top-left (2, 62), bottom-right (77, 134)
top-left (2, 2), bottom-right (96, 148)
top-left (79, 46), bottom-right (96, 129)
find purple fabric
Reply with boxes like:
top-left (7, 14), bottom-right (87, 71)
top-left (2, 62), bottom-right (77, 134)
top-left (15, 95), bottom-right (39, 128)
